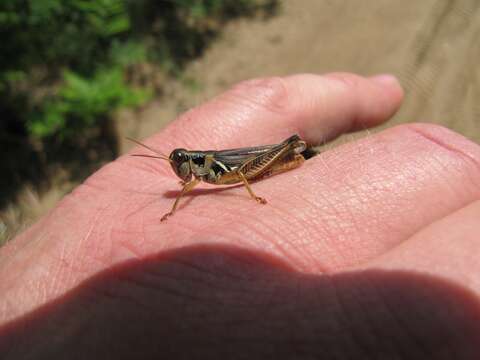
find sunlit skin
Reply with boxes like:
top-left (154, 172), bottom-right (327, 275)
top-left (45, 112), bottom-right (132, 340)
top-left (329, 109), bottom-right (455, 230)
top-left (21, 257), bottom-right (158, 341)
top-left (1, 73), bottom-right (480, 358)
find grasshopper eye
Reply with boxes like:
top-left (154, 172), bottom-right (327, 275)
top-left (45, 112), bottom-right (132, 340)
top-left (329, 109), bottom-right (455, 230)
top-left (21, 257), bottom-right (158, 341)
top-left (170, 149), bottom-right (189, 164)
top-left (169, 149), bottom-right (192, 182)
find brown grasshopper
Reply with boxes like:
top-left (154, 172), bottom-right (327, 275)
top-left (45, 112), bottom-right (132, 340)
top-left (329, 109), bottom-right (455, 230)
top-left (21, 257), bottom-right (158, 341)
top-left (128, 135), bottom-right (307, 221)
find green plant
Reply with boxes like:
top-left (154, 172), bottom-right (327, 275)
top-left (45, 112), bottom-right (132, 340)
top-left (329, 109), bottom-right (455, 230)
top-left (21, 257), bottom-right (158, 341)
top-left (0, 0), bottom-right (143, 139)
top-left (28, 68), bottom-right (151, 137)
top-left (0, 0), bottom-right (276, 140)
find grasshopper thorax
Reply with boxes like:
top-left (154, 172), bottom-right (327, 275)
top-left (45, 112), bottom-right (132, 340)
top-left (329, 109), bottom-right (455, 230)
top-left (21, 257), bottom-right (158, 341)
top-left (169, 148), bottom-right (192, 182)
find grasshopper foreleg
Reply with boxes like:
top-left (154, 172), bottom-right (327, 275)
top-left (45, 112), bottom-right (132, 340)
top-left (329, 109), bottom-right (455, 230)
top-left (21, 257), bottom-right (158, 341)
top-left (161, 178), bottom-right (200, 221)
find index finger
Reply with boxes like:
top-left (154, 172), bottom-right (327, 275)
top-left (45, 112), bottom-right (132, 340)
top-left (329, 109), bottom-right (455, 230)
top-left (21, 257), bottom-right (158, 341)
top-left (140, 73), bottom-right (403, 153)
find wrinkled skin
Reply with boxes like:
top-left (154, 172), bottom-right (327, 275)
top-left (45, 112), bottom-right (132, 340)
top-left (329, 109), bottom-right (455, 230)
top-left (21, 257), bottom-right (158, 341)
top-left (1, 73), bottom-right (480, 359)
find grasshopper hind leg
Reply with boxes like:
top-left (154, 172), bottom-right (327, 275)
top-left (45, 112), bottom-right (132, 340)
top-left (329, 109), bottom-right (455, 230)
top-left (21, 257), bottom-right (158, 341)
top-left (237, 153), bottom-right (305, 206)
top-left (238, 171), bottom-right (267, 205)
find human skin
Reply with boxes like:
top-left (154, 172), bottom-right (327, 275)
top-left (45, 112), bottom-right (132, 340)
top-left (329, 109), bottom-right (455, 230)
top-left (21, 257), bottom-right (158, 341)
top-left (1, 73), bottom-right (480, 359)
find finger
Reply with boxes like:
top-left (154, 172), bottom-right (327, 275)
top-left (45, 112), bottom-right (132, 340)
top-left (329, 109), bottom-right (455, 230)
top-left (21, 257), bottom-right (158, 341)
top-left (142, 73), bottom-right (403, 152)
top-left (129, 123), bottom-right (480, 272)
top-left (364, 200), bottom-right (480, 294)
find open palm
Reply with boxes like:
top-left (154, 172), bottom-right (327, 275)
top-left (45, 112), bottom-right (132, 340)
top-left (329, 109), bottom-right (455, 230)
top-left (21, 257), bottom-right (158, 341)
top-left (2, 73), bottom-right (480, 359)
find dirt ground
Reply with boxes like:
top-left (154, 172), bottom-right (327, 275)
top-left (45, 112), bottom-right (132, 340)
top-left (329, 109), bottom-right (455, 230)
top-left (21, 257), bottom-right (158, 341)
top-left (121, 0), bottom-right (480, 147)
top-left (2, 0), bottom-right (479, 242)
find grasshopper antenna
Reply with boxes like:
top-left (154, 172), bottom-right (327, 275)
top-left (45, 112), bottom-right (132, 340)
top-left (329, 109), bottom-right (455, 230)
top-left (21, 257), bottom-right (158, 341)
top-left (126, 137), bottom-right (171, 162)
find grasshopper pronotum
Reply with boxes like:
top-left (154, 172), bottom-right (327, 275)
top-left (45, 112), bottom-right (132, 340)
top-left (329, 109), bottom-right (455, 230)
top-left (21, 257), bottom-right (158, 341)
top-left (128, 135), bottom-right (307, 221)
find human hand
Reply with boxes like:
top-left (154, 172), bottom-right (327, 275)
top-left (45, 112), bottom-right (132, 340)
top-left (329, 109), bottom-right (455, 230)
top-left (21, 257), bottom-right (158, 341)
top-left (1, 73), bottom-right (480, 359)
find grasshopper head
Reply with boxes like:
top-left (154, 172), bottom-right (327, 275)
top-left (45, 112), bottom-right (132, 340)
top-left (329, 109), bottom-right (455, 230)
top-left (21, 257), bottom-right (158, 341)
top-left (169, 149), bottom-right (192, 182)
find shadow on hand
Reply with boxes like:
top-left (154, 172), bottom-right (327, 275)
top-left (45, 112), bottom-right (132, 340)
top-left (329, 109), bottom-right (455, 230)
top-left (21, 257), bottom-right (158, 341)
top-left (1, 244), bottom-right (479, 359)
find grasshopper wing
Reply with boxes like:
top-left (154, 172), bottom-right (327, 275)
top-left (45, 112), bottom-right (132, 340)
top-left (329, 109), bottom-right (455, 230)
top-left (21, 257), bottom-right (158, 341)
top-left (238, 135), bottom-right (305, 179)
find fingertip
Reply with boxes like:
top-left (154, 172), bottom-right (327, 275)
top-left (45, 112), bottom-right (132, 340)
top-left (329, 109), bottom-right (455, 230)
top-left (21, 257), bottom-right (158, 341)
top-left (298, 72), bottom-right (404, 142)
top-left (365, 74), bottom-right (404, 130)
top-left (369, 73), bottom-right (404, 106)
top-left (370, 74), bottom-right (400, 87)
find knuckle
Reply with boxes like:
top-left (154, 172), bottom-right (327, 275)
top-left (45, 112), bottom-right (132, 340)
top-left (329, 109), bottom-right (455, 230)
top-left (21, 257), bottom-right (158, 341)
top-left (227, 76), bottom-right (291, 114)
top-left (391, 123), bottom-right (480, 172)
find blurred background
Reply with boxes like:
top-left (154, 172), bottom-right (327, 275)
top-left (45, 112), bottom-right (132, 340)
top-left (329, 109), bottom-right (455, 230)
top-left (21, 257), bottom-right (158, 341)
top-left (1, 0), bottom-right (479, 245)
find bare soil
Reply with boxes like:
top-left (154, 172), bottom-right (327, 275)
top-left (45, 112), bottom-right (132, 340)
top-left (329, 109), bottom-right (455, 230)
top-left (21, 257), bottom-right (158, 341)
top-left (120, 0), bottom-right (480, 146)
top-left (2, 0), bottom-right (479, 243)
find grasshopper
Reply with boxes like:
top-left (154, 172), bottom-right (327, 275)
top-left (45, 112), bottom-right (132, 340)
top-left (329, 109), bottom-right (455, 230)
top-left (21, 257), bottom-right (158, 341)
top-left (127, 135), bottom-right (307, 221)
